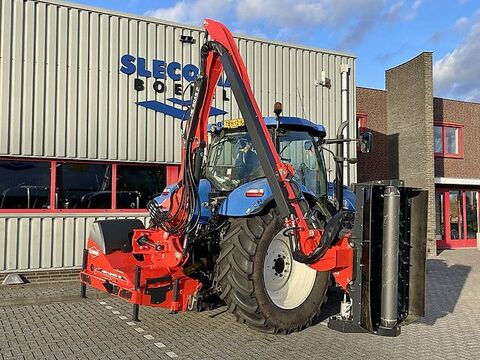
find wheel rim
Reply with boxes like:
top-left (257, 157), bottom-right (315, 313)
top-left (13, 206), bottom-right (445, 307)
top-left (263, 230), bottom-right (317, 310)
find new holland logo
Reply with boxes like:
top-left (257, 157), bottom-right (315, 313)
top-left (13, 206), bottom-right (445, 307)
top-left (120, 54), bottom-right (229, 119)
top-left (88, 246), bottom-right (100, 258)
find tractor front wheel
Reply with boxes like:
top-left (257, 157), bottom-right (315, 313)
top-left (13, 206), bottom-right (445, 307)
top-left (216, 207), bottom-right (329, 334)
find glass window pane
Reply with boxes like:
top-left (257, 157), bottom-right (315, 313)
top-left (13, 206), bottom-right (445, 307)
top-left (445, 127), bottom-right (458, 154)
top-left (434, 126), bottom-right (443, 153)
top-left (56, 163), bottom-right (112, 209)
top-left (435, 192), bottom-right (444, 240)
top-left (279, 131), bottom-right (327, 198)
top-left (0, 160), bottom-right (51, 209)
top-left (116, 165), bottom-right (166, 209)
top-left (449, 191), bottom-right (463, 240)
top-left (465, 191), bottom-right (478, 239)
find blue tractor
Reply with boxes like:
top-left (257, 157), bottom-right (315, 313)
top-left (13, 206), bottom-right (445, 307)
top-left (82, 19), bottom-right (426, 336)
top-left (158, 116), bottom-right (355, 224)
top-left (152, 115), bottom-right (358, 331)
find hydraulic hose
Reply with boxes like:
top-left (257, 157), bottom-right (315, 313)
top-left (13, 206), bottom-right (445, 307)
top-left (292, 210), bottom-right (354, 265)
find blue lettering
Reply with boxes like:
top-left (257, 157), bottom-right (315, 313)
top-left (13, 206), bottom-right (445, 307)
top-left (183, 64), bottom-right (199, 82)
top-left (217, 76), bottom-right (231, 88)
top-left (120, 54), bottom-right (136, 75)
top-left (167, 62), bottom-right (181, 81)
top-left (137, 57), bottom-right (152, 77)
top-left (152, 60), bottom-right (167, 79)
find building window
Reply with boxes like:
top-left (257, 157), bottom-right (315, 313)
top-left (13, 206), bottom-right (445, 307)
top-left (434, 122), bottom-right (464, 158)
top-left (116, 165), bottom-right (166, 209)
top-left (0, 158), bottom-right (169, 212)
top-left (357, 113), bottom-right (367, 137)
top-left (56, 163), bottom-right (112, 209)
top-left (356, 113), bottom-right (368, 152)
top-left (0, 160), bottom-right (51, 209)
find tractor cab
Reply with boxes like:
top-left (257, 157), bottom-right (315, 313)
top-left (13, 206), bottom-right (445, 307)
top-left (206, 116), bottom-right (328, 201)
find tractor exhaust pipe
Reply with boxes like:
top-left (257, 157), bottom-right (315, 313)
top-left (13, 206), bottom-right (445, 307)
top-left (380, 186), bottom-right (400, 329)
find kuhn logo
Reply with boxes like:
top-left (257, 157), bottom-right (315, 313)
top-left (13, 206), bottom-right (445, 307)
top-left (120, 54), bottom-right (229, 119)
top-left (88, 246), bottom-right (100, 258)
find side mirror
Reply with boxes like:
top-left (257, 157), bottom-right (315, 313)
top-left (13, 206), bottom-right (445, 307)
top-left (360, 132), bottom-right (373, 154)
top-left (304, 141), bottom-right (314, 151)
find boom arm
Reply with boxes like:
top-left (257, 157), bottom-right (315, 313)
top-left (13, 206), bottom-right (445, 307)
top-left (166, 19), bottom-right (327, 264)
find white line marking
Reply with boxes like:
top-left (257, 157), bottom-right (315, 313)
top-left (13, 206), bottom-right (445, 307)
top-left (99, 301), bottom-right (107, 305)
top-left (144, 334), bottom-right (154, 340)
top-left (119, 316), bottom-right (128, 320)
top-left (112, 311), bottom-right (120, 314)
top-left (134, 327), bottom-right (145, 333)
top-left (166, 352), bottom-right (178, 358)
top-left (105, 306), bottom-right (113, 309)
top-left (126, 322), bottom-right (136, 326)
top-left (154, 342), bottom-right (166, 349)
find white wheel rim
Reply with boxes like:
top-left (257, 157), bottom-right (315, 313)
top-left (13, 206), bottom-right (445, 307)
top-left (263, 230), bottom-right (317, 309)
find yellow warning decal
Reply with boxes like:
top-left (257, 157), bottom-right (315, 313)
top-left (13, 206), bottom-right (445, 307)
top-left (224, 118), bottom-right (245, 128)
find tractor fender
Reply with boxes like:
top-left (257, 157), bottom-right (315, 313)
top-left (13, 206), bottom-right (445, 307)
top-left (218, 178), bottom-right (316, 217)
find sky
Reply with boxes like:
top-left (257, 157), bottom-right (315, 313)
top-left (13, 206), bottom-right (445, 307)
top-left (72, 0), bottom-right (480, 102)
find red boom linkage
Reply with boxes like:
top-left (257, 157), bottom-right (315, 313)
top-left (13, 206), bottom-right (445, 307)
top-left (80, 19), bottom-right (353, 315)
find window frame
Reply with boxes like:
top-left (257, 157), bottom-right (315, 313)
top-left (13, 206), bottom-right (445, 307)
top-left (0, 157), bottom-right (179, 214)
top-left (356, 113), bottom-right (368, 153)
top-left (434, 122), bottom-right (464, 159)
top-left (357, 113), bottom-right (368, 136)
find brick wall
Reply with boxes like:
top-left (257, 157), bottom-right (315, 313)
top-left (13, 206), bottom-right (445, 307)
top-left (434, 97), bottom-right (480, 179)
top-left (356, 87), bottom-right (389, 182)
top-left (386, 52), bottom-right (436, 255)
top-left (0, 268), bottom-right (80, 284)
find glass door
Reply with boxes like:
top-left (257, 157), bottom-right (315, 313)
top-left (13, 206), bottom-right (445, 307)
top-left (436, 189), bottom-right (478, 249)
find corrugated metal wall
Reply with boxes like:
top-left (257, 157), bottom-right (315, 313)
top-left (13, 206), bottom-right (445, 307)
top-left (0, 0), bottom-right (356, 272)
top-left (0, 214), bottom-right (149, 271)
top-left (0, 0), bottom-right (356, 168)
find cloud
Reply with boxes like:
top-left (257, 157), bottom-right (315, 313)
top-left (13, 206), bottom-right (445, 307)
top-left (454, 17), bottom-right (470, 31)
top-left (434, 22), bottom-right (480, 101)
top-left (405, 0), bottom-right (423, 20)
top-left (144, 0), bottom-right (234, 25)
top-left (145, 0), bottom-right (386, 48)
top-left (383, 0), bottom-right (423, 22)
top-left (235, 0), bottom-right (384, 48)
top-left (385, 1), bottom-right (404, 21)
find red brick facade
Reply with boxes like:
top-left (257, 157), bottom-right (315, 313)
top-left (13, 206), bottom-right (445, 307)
top-left (434, 97), bottom-right (480, 179)
top-left (356, 87), bottom-right (389, 182)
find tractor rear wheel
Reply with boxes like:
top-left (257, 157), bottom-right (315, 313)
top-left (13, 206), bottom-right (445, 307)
top-left (216, 207), bottom-right (329, 334)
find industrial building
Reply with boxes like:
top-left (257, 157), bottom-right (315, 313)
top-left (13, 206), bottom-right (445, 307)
top-left (357, 53), bottom-right (480, 253)
top-left (2, 0), bottom-right (478, 281)
top-left (0, 0), bottom-right (357, 277)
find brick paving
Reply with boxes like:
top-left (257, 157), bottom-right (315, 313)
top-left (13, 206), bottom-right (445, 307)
top-left (0, 249), bottom-right (479, 359)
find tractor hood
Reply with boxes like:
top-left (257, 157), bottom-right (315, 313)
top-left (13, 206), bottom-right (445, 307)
top-left (218, 178), bottom-right (315, 217)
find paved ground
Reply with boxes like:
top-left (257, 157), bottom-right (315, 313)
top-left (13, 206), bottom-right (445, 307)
top-left (0, 249), bottom-right (478, 360)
